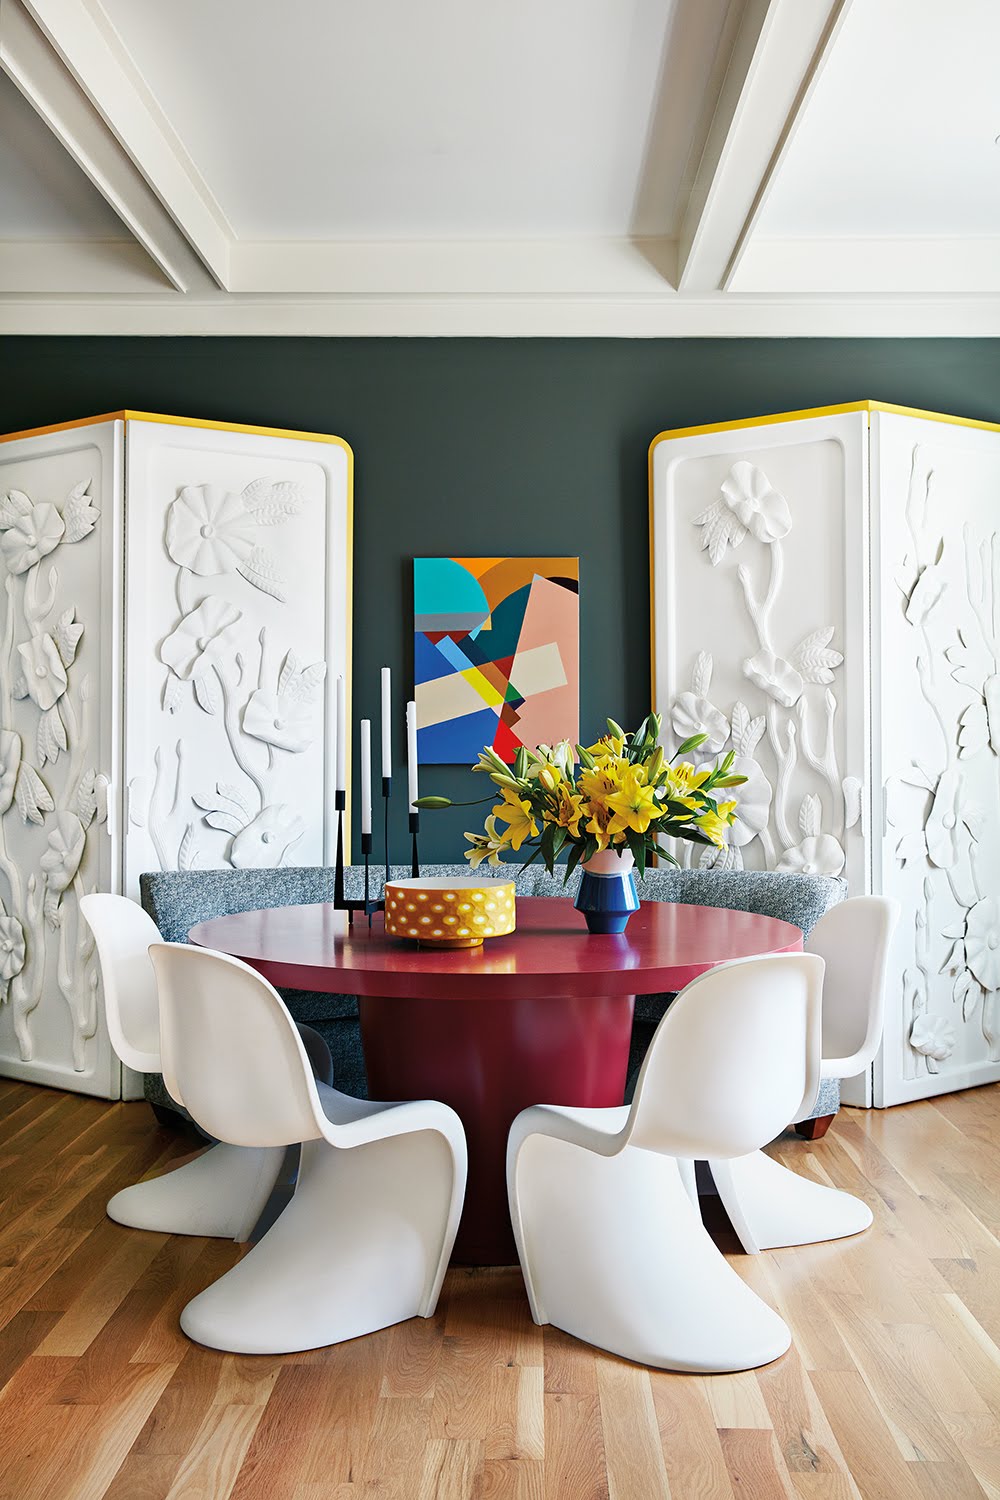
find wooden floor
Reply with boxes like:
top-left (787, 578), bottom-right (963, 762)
top-left (1, 1083), bottom-right (1000, 1500)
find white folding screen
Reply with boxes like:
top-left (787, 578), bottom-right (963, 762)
top-left (651, 402), bottom-right (1000, 1107)
top-left (0, 413), bottom-right (352, 1099)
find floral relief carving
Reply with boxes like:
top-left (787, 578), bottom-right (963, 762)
top-left (671, 460), bottom-right (847, 877)
top-left (153, 476), bottom-right (324, 873)
top-left (889, 449), bottom-right (1000, 1075)
top-left (0, 477), bottom-right (101, 1067)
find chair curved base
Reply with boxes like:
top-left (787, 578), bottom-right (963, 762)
top-left (180, 1129), bottom-right (460, 1354)
top-left (709, 1149), bottom-right (874, 1255)
top-left (107, 1142), bottom-right (287, 1241)
top-left (510, 1137), bottom-right (790, 1373)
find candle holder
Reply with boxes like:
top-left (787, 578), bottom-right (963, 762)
top-left (409, 810), bottom-right (421, 878)
top-left (332, 785), bottom-right (391, 927)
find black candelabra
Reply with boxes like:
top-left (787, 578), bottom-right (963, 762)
top-left (332, 778), bottom-right (421, 927)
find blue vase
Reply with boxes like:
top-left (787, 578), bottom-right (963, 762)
top-left (574, 851), bottom-right (640, 935)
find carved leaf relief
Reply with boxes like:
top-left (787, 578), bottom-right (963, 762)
top-left (237, 545), bottom-right (286, 602)
top-left (61, 482), bottom-right (99, 544)
top-left (14, 764), bottom-right (54, 826)
top-left (791, 625), bottom-right (843, 685)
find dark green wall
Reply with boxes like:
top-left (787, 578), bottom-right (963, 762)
top-left (4, 336), bottom-right (1000, 862)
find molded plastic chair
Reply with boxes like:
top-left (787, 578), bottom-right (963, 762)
top-left (80, 893), bottom-right (333, 1241)
top-left (507, 952), bottom-right (824, 1373)
top-left (150, 942), bottom-right (468, 1355)
top-left (708, 896), bottom-right (898, 1253)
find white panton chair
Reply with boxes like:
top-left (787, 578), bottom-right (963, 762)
top-left (507, 953), bottom-right (824, 1373)
top-left (709, 896), bottom-right (898, 1254)
top-left (150, 942), bottom-right (467, 1355)
top-left (80, 893), bottom-right (330, 1241)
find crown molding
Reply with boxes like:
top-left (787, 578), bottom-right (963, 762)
top-left (3, 291), bottom-right (1000, 339)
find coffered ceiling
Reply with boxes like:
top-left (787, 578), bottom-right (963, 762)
top-left (0, 0), bottom-right (997, 335)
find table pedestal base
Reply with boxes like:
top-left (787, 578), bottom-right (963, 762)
top-left (359, 990), bottom-right (635, 1265)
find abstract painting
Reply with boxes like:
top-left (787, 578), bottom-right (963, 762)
top-left (414, 557), bottom-right (579, 763)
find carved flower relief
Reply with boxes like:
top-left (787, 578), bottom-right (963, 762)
top-left (160, 599), bottom-right (243, 680)
top-left (0, 911), bottom-right (26, 1000)
top-left (0, 493), bottom-right (64, 573)
top-left (742, 650), bottom-right (804, 708)
top-left (15, 635), bottom-right (68, 712)
top-left (693, 462), bottom-right (792, 565)
top-left (40, 812), bottom-right (86, 892)
top-left (0, 731), bottom-right (21, 814)
top-left (727, 757), bottom-right (772, 847)
top-left (671, 692), bottom-right (729, 754)
top-left (964, 897), bottom-right (1000, 992)
top-left (909, 1013), bottom-right (956, 1066)
top-left (166, 485), bottom-right (257, 576)
top-left (721, 462), bottom-right (792, 544)
top-left (242, 689), bottom-right (314, 753)
top-left (776, 833), bottom-right (846, 877)
top-left (924, 769), bottom-right (961, 869)
top-left (230, 804), bottom-right (305, 868)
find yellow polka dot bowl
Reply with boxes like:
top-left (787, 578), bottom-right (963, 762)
top-left (384, 877), bottom-right (516, 948)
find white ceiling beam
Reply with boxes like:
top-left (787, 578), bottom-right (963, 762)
top-left (15, 0), bottom-right (233, 288)
top-left (676, 0), bottom-right (851, 293)
top-left (0, 0), bottom-right (210, 292)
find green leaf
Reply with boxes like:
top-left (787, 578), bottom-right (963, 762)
top-left (564, 841), bottom-right (585, 884)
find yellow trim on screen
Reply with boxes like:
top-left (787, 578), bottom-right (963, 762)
top-left (0, 409), bottom-right (354, 451)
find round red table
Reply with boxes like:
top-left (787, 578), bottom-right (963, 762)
top-left (189, 897), bottom-right (802, 1265)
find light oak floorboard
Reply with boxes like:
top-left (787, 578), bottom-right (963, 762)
top-left (0, 1087), bottom-right (999, 1496)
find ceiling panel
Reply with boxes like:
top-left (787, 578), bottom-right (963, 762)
top-left (757, 0), bottom-right (1000, 237)
top-left (0, 70), bottom-right (129, 238)
top-left (97, 0), bottom-right (731, 239)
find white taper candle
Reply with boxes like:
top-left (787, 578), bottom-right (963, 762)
top-left (335, 675), bottom-right (346, 793)
top-left (381, 667), bottom-right (392, 780)
top-left (360, 719), bottom-right (372, 835)
top-left (406, 700), bottom-right (419, 812)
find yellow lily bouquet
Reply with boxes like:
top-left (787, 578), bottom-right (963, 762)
top-left (416, 713), bottom-right (745, 881)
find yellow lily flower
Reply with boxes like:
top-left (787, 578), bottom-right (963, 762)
top-left (464, 814), bottom-right (512, 869)
top-left (579, 762), bottom-right (626, 808)
top-left (552, 784), bottom-right (586, 838)
top-left (606, 769), bottom-right (665, 835)
top-left (585, 809), bottom-right (612, 851)
top-left (491, 789), bottom-right (539, 852)
top-left (668, 761), bottom-right (711, 794)
top-left (696, 800), bottom-right (739, 847)
top-left (586, 733), bottom-right (626, 762)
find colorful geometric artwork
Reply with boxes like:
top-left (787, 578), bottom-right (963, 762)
top-left (414, 557), bottom-right (580, 764)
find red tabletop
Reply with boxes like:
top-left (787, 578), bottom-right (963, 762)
top-left (189, 897), bottom-right (802, 1265)
top-left (188, 897), bottom-right (803, 999)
